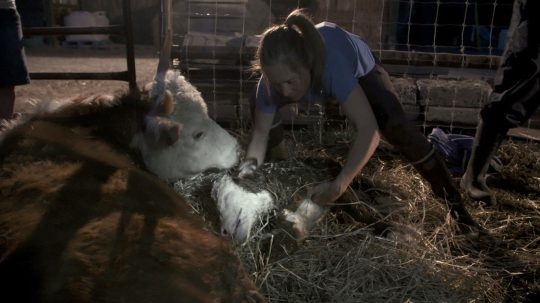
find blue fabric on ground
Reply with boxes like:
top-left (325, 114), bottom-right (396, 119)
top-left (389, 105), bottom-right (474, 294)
top-left (428, 128), bottom-right (502, 176)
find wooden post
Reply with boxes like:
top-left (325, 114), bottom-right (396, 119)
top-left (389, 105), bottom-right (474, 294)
top-left (123, 0), bottom-right (138, 95)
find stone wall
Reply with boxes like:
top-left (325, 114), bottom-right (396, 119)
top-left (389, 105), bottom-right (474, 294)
top-left (391, 78), bottom-right (538, 129)
top-left (414, 79), bottom-right (539, 128)
top-left (392, 77), bottom-right (492, 127)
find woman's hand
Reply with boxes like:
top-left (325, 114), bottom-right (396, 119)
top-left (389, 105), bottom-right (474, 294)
top-left (310, 180), bottom-right (346, 206)
top-left (237, 158), bottom-right (258, 178)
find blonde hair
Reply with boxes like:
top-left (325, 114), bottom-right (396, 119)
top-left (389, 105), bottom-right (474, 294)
top-left (253, 9), bottom-right (326, 91)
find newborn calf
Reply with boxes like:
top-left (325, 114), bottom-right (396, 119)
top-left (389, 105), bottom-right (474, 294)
top-left (175, 158), bottom-right (340, 244)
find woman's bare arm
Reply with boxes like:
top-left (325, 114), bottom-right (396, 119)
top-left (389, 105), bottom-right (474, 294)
top-left (311, 84), bottom-right (380, 205)
top-left (244, 107), bottom-right (275, 168)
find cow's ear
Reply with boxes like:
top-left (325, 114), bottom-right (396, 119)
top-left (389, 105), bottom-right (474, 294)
top-left (158, 120), bottom-right (181, 147)
top-left (144, 116), bottom-right (182, 147)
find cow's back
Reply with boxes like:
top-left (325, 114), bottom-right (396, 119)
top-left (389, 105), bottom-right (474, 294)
top-left (0, 119), bottom-right (264, 303)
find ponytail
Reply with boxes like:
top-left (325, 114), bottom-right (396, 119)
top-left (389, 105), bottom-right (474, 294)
top-left (254, 9), bottom-right (326, 91)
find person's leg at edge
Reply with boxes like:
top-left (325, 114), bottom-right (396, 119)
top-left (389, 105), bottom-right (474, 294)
top-left (0, 9), bottom-right (30, 122)
top-left (461, 69), bottom-right (540, 205)
top-left (461, 0), bottom-right (540, 206)
top-left (0, 86), bottom-right (16, 120)
top-left (460, 116), bottom-right (507, 206)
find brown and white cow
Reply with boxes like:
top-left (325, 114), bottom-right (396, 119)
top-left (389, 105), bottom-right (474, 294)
top-left (0, 70), bottom-right (239, 183)
top-left (0, 2), bottom-right (262, 301)
top-left (0, 117), bottom-right (264, 302)
top-left (0, 67), bottom-right (261, 303)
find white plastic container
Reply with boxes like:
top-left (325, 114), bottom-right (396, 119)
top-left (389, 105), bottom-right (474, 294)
top-left (64, 10), bottom-right (110, 42)
top-left (92, 11), bottom-right (110, 42)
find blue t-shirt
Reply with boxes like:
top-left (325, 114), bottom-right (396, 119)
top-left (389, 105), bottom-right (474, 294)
top-left (256, 21), bottom-right (376, 113)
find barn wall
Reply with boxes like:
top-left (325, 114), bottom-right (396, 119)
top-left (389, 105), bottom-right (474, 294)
top-left (202, 77), bottom-right (497, 128)
top-left (78, 0), bottom-right (159, 44)
top-left (75, 0), bottom-right (385, 46)
top-left (313, 0), bottom-right (384, 49)
top-left (63, 1), bottom-right (537, 128)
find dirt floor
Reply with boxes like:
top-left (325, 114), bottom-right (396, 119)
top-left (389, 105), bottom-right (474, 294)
top-left (15, 44), bottom-right (160, 111)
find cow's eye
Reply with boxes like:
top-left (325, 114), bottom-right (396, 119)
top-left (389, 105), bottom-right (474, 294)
top-left (193, 131), bottom-right (205, 140)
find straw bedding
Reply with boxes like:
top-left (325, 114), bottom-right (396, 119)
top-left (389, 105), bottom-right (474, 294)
top-left (173, 127), bottom-right (539, 303)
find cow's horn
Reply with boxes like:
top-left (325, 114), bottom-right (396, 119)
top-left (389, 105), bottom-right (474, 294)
top-left (155, 0), bottom-right (172, 82)
top-left (150, 0), bottom-right (173, 113)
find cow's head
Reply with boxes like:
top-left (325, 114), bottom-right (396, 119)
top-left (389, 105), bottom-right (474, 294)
top-left (130, 72), bottom-right (240, 181)
top-left (129, 1), bottom-right (239, 181)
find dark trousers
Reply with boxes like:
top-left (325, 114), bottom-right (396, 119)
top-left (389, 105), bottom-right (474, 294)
top-left (0, 9), bottom-right (29, 88)
top-left (358, 64), bottom-right (433, 163)
top-left (359, 64), bottom-right (472, 214)
top-left (482, 0), bottom-right (540, 130)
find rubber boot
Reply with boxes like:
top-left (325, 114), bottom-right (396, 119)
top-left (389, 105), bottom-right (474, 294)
top-left (460, 119), bottom-right (506, 206)
top-left (266, 123), bottom-right (288, 161)
top-left (413, 150), bottom-right (481, 233)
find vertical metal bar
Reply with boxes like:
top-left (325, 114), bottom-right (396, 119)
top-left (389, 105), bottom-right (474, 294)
top-left (42, 0), bottom-right (54, 45)
top-left (122, 0), bottom-right (138, 94)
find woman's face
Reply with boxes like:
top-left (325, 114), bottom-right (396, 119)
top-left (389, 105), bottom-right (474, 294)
top-left (262, 63), bottom-right (311, 102)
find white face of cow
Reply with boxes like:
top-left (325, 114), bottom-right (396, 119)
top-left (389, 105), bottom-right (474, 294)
top-left (130, 70), bottom-right (240, 181)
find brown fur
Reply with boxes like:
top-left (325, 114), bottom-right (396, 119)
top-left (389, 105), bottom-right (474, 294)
top-left (0, 102), bottom-right (265, 302)
top-left (35, 93), bottom-right (152, 153)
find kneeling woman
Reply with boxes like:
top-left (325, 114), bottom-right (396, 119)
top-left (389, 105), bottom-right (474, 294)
top-left (241, 9), bottom-right (479, 231)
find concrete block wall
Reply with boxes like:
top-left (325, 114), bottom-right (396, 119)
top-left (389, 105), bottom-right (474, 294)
top-left (417, 79), bottom-right (492, 126)
top-left (201, 75), bottom-right (539, 130)
top-left (417, 79), bottom-right (492, 108)
top-left (392, 77), bottom-right (493, 127)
